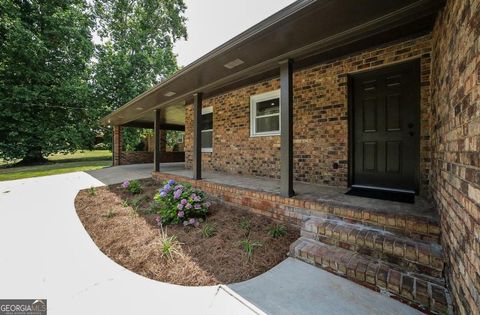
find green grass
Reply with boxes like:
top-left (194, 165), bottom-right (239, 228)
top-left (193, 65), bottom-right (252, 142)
top-left (0, 150), bottom-right (112, 181)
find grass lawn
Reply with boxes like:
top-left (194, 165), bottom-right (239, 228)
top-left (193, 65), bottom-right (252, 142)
top-left (0, 150), bottom-right (112, 181)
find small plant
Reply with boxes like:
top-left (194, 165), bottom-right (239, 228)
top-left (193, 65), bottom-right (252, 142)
top-left (122, 199), bottom-right (129, 208)
top-left (239, 218), bottom-right (251, 233)
top-left (267, 224), bottom-right (287, 238)
top-left (153, 179), bottom-right (210, 225)
top-left (128, 195), bottom-right (147, 211)
top-left (201, 223), bottom-right (216, 238)
top-left (122, 180), bottom-right (142, 194)
top-left (158, 226), bottom-right (182, 260)
top-left (240, 239), bottom-right (262, 260)
top-left (88, 186), bottom-right (97, 196)
top-left (102, 208), bottom-right (117, 219)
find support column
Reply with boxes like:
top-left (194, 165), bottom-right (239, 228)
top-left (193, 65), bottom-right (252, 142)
top-left (112, 125), bottom-right (122, 166)
top-left (193, 92), bottom-right (202, 179)
top-left (154, 109), bottom-right (161, 172)
top-left (280, 59), bottom-right (294, 197)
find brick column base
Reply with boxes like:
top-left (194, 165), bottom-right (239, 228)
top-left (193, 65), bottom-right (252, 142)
top-left (113, 126), bottom-right (122, 166)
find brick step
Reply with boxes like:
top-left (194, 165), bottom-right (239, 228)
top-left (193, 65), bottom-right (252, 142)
top-left (301, 215), bottom-right (444, 278)
top-left (280, 202), bottom-right (441, 243)
top-left (290, 237), bottom-right (451, 314)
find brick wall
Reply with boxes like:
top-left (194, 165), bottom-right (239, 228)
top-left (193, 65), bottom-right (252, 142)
top-left (113, 126), bottom-right (122, 166)
top-left (430, 0), bottom-right (480, 314)
top-left (185, 34), bottom-right (433, 195)
top-left (120, 151), bottom-right (185, 165)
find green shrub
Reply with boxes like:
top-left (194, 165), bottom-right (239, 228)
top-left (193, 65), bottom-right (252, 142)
top-left (88, 186), bottom-right (96, 196)
top-left (158, 227), bottom-right (182, 260)
top-left (102, 208), bottom-right (117, 219)
top-left (201, 223), bottom-right (216, 238)
top-left (153, 179), bottom-right (210, 225)
top-left (240, 239), bottom-right (262, 260)
top-left (121, 180), bottom-right (142, 194)
top-left (267, 224), bottom-right (287, 238)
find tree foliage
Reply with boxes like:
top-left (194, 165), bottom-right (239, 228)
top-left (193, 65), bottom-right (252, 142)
top-left (0, 0), bottom-right (95, 162)
top-left (0, 0), bottom-right (187, 162)
top-left (91, 0), bottom-right (187, 150)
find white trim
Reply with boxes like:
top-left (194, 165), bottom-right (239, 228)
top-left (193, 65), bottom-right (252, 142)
top-left (201, 108), bottom-right (213, 151)
top-left (250, 89), bottom-right (281, 137)
top-left (202, 106), bottom-right (213, 114)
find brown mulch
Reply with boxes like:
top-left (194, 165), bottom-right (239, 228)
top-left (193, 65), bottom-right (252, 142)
top-left (74, 179), bottom-right (299, 286)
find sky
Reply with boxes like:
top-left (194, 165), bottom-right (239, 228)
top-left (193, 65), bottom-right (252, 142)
top-left (173, 0), bottom-right (297, 67)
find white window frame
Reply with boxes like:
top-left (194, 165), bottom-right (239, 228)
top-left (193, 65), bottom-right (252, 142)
top-left (250, 89), bottom-right (281, 137)
top-left (201, 106), bottom-right (213, 153)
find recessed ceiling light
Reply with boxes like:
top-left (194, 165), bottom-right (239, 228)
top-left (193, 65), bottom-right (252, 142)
top-left (135, 107), bottom-right (143, 110)
top-left (164, 91), bottom-right (176, 97)
top-left (224, 58), bottom-right (244, 69)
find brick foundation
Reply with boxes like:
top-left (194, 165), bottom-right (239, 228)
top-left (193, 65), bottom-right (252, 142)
top-left (120, 151), bottom-right (185, 165)
top-left (152, 172), bottom-right (441, 242)
top-left (184, 34), bottom-right (433, 196)
top-left (430, 0), bottom-right (480, 314)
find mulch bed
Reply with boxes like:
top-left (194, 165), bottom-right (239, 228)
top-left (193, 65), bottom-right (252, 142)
top-left (74, 178), bottom-right (299, 286)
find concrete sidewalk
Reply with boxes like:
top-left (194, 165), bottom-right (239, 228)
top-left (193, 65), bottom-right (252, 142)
top-left (0, 170), bottom-right (423, 315)
top-left (0, 172), bottom-right (263, 315)
top-left (230, 258), bottom-right (423, 315)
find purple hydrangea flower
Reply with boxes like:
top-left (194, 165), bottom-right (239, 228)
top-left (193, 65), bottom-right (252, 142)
top-left (185, 203), bottom-right (192, 209)
top-left (168, 179), bottom-right (175, 185)
top-left (177, 211), bottom-right (185, 218)
top-left (173, 189), bottom-right (182, 199)
top-left (159, 190), bottom-right (167, 198)
top-left (177, 203), bottom-right (184, 210)
top-left (194, 196), bottom-right (202, 202)
top-left (121, 180), bottom-right (129, 189)
top-left (189, 218), bottom-right (196, 225)
top-left (194, 204), bottom-right (201, 209)
top-left (190, 193), bottom-right (197, 199)
top-left (180, 199), bottom-right (187, 205)
top-left (163, 184), bottom-right (171, 192)
top-left (174, 185), bottom-right (183, 190)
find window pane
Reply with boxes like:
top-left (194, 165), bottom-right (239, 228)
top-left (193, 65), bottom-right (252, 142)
top-left (256, 98), bottom-right (279, 116)
top-left (256, 116), bottom-right (279, 133)
top-left (201, 113), bottom-right (213, 130)
top-left (201, 130), bottom-right (212, 148)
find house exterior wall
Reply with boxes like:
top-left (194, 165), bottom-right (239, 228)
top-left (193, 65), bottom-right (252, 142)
top-left (185, 34), bottom-right (433, 196)
top-left (430, 0), bottom-right (480, 314)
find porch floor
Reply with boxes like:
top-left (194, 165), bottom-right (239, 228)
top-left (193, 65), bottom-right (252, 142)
top-left (156, 163), bottom-right (438, 222)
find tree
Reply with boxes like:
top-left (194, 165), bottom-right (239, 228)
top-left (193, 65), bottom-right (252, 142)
top-left (0, 0), bottom-right (95, 163)
top-left (91, 0), bottom-right (187, 150)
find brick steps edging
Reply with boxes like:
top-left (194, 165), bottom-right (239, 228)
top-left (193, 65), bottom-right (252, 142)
top-left (290, 237), bottom-right (451, 315)
top-left (153, 172), bottom-right (441, 242)
top-left (302, 216), bottom-right (444, 278)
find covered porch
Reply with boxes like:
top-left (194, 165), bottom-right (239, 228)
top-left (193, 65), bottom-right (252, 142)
top-left (154, 163), bottom-right (440, 243)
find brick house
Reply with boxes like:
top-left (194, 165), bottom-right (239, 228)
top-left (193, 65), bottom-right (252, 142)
top-left (102, 0), bottom-right (479, 314)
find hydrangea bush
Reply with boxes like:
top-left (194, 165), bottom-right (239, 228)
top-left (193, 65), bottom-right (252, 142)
top-left (154, 179), bottom-right (210, 225)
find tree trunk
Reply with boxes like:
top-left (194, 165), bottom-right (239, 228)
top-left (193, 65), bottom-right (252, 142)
top-left (17, 149), bottom-right (48, 165)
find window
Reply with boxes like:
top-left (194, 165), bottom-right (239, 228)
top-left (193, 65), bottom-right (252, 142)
top-left (250, 90), bottom-right (281, 137)
top-left (201, 107), bottom-right (213, 152)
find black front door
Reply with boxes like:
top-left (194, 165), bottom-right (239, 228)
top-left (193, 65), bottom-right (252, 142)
top-left (351, 60), bottom-right (420, 192)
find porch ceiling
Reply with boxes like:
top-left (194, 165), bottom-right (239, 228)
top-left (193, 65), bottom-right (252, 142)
top-left (101, 0), bottom-right (445, 128)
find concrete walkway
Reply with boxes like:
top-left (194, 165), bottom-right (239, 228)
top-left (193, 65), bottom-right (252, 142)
top-left (230, 258), bottom-right (423, 315)
top-left (0, 168), bottom-right (423, 315)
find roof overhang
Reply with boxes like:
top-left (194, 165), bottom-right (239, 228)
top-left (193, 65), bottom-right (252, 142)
top-left (101, 0), bottom-right (445, 128)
